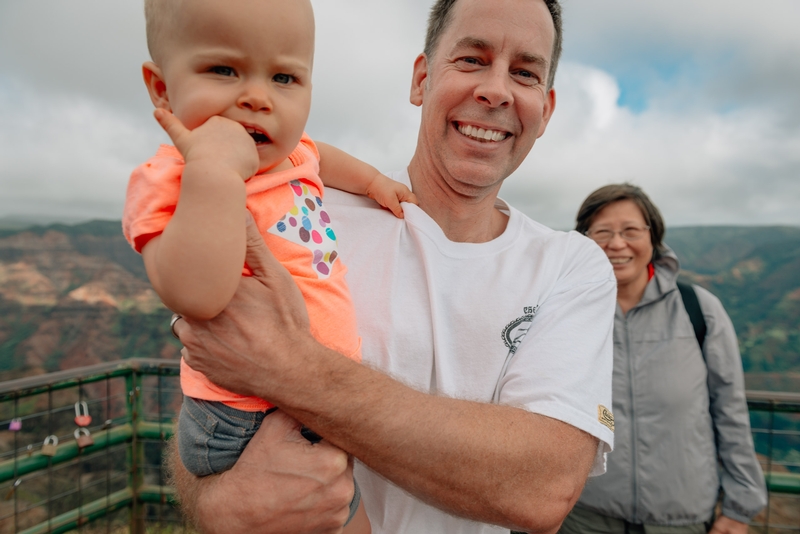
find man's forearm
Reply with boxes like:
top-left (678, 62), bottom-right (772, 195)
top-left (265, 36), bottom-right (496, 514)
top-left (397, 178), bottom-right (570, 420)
top-left (265, 341), bottom-right (596, 532)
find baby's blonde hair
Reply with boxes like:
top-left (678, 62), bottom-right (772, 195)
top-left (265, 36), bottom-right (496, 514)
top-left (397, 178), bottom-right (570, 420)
top-left (144, 0), bottom-right (182, 63)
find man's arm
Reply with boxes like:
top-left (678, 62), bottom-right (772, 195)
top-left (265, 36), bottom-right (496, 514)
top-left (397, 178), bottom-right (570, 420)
top-left (176, 224), bottom-right (599, 533)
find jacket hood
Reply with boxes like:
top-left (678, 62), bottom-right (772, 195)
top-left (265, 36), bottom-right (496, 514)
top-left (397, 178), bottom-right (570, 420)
top-left (638, 245), bottom-right (680, 308)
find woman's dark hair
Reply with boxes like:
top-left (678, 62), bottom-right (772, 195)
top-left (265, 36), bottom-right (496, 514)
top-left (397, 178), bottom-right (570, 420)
top-left (575, 184), bottom-right (666, 253)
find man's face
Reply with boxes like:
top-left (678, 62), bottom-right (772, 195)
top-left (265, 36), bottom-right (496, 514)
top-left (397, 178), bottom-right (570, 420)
top-left (411, 0), bottom-right (556, 195)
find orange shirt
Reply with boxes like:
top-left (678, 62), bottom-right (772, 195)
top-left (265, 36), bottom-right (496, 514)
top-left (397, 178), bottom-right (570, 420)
top-left (123, 134), bottom-right (361, 411)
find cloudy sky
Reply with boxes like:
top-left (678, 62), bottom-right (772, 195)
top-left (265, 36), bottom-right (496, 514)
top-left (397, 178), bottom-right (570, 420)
top-left (1, 0), bottom-right (799, 230)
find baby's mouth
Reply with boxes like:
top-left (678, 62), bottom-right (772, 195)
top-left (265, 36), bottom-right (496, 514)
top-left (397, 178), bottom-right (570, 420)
top-left (245, 126), bottom-right (271, 144)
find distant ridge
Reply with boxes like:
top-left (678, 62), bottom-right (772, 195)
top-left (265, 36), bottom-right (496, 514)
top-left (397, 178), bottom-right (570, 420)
top-left (0, 221), bottom-right (797, 389)
top-left (667, 225), bottom-right (800, 380)
top-left (0, 220), bottom-right (177, 382)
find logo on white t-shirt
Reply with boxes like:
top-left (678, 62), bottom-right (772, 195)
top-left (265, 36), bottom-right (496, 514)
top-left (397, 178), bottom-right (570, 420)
top-left (501, 306), bottom-right (538, 353)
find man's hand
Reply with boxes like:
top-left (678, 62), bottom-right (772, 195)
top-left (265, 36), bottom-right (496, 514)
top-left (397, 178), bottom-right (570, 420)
top-left (708, 515), bottom-right (749, 534)
top-left (171, 409), bottom-right (356, 533)
top-left (174, 210), bottom-right (314, 400)
top-left (154, 108), bottom-right (259, 181)
top-left (365, 173), bottom-right (419, 218)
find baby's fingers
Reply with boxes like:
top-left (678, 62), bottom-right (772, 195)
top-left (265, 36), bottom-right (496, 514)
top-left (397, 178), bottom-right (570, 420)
top-left (384, 196), bottom-right (405, 218)
top-left (399, 188), bottom-right (419, 206)
top-left (153, 109), bottom-right (191, 150)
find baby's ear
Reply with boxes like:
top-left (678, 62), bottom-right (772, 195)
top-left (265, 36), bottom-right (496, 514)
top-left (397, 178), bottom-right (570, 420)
top-left (142, 62), bottom-right (171, 111)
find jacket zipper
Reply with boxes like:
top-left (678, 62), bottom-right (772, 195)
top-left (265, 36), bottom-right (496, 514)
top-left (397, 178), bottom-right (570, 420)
top-left (625, 313), bottom-right (639, 522)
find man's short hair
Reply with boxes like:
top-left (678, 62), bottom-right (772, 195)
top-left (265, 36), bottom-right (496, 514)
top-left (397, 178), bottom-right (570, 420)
top-left (423, 0), bottom-right (563, 90)
top-left (575, 184), bottom-right (666, 254)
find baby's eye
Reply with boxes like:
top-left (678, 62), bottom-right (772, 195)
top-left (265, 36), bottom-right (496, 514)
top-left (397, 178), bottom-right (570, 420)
top-left (273, 73), bottom-right (295, 85)
top-left (210, 66), bottom-right (236, 77)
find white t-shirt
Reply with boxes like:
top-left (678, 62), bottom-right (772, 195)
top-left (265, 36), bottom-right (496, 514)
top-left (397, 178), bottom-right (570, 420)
top-left (326, 170), bottom-right (616, 534)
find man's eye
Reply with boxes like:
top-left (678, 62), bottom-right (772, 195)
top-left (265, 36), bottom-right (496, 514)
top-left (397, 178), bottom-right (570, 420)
top-left (515, 70), bottom-right (540, 83)
top-left (210, 66), bottom-right (236, 77)
top-left (457, 57), bottom-right (481, 66)
top-left (273, 73), bottom-right (295, 84)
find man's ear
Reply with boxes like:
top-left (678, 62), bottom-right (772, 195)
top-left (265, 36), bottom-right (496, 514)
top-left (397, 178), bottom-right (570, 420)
top-left (409, 54), bottom-right (429, 107)
top-left (142, 61), bottom-right (171, 111)
top-left (537, 87), bottom-right (557, 139)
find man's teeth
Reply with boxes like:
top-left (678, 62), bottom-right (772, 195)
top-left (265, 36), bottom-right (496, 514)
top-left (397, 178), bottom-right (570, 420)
top-left (458, 124), bottom-right (507, 142)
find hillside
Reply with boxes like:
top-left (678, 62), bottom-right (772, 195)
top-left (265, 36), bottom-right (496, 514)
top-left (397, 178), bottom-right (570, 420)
top-left (0, 221), bottom-right (179, 381)
top-left (0, 221), bottom-right (798, 389)
top-left (667, 226), bottom-right (800, 381)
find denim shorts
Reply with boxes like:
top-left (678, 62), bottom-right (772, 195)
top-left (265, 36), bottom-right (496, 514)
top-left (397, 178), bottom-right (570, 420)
top-left (177, 396), bottom-right (360, 524)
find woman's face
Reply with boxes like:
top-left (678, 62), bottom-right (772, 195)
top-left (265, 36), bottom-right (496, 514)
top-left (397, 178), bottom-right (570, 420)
top-left (588, 199), bottom-right (654, 289)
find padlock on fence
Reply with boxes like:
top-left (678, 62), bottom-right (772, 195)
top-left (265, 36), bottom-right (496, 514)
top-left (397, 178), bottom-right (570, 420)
top-left (4, 479), bottom-right (21, 501)
top-left (75, 427), bottom-right (94, 448)
top-left (41, 435), bottom-right (59, 457)
top-left (9, 418), bottom-right (22, 431)
top-left (74, 401), bottom-right (92, 427)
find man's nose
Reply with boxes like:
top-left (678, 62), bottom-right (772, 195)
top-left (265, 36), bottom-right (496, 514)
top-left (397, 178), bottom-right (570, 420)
top-left (474, 67), bottom-right (513, 108)
top-left (237, 83), bottom-right (272, 112)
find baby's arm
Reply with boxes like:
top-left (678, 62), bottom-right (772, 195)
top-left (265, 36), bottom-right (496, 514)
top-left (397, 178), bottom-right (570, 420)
top-left (316, 142), bottom-right (417, 218)
top-left (141, 109), bottom-right (258, 320)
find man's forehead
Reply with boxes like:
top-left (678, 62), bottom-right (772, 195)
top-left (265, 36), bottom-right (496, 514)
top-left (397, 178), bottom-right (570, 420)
top-left (442, 0), bottom-right (554, 50)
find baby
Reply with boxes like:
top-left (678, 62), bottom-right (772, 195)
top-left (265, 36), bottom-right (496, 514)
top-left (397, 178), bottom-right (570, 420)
top-left (123, 0), bottom-right (415, 529)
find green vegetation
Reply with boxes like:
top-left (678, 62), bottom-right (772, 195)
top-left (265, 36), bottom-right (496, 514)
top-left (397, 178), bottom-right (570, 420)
top-left (668, 226), bottom-right (800, 376)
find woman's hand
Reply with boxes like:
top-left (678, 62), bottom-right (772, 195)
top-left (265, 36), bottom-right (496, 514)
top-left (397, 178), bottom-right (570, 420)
top-left (708, 515), bottom-right (749, 534)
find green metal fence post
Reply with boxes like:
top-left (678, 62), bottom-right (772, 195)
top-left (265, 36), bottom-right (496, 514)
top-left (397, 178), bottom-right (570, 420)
top-left (126, 369), bottom-right (146, 534)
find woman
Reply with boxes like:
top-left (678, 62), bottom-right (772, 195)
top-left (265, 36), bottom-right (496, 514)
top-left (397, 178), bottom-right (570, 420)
top-left (560, 185), bottom-right (766, 534)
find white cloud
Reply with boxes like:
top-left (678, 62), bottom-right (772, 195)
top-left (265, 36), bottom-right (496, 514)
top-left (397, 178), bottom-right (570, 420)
top-left (503, 62), bottom-right (800, 229)
top-left (0, 81), bottom-right (165, 220)
top-left (0, 0), bottom-right (798, 230)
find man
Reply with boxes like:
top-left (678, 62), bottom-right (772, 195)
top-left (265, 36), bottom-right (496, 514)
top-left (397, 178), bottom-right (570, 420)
top-left (172, 0), bottom-right (617, 532)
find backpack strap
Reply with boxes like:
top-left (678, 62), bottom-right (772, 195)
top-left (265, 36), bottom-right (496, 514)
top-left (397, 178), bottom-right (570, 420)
top-left (677, 281), bottom-right (707, 352)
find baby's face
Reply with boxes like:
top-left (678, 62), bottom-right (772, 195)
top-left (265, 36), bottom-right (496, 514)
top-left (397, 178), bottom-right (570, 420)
top-left (154, 0), bottom-right (314, 173)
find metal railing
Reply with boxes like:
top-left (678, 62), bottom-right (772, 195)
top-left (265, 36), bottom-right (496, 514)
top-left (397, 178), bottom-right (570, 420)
top-left (748, 390), bottom-right (800, 533)
top-left (0, 360), bottom-right (798, 533)
top-left (0, 359), bottom-right (183, 533)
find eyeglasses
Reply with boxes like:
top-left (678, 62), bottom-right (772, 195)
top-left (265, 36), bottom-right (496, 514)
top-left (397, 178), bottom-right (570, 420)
top-left (585, 226), bottom-right (650, 244)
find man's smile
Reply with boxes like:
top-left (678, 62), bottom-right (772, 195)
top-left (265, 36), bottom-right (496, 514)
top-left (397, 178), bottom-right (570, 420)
top-left (455, 122), bottom-right (510, 142)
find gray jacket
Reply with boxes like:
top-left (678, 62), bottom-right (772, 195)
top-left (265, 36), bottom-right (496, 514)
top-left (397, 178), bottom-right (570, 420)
top-left (576, 247), bottom-right (767, 525)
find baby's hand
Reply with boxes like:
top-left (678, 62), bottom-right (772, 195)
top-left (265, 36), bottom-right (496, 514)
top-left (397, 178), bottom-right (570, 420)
top-left (365, 173), bottom-right (418, 218)
top-left (154, 109), bottom-right (258, 181)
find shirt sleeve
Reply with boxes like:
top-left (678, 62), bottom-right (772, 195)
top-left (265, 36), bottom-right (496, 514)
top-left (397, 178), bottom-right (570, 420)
top-left (122, 148), bottom-right (184, 253)
top-left (497, 233), bottom-right (617, 476)
top-left (697, 286), bottom-right (768, 522)
top-left (288, 132), bottom-right (320, 165)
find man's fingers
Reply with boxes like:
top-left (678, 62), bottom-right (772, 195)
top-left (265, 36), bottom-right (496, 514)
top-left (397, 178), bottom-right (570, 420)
top-left (153, 108), bottom-right (189, 147)
top-left (243, 209), bottom-right (285, 279)
top-left (240, 410), bottom-right (352, 488)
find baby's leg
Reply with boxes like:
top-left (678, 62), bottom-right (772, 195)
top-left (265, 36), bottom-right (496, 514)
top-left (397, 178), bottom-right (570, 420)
top-left (343, 499), bottom-right (371, 534)
top-left (177, 396), bottom-right (271, 477)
